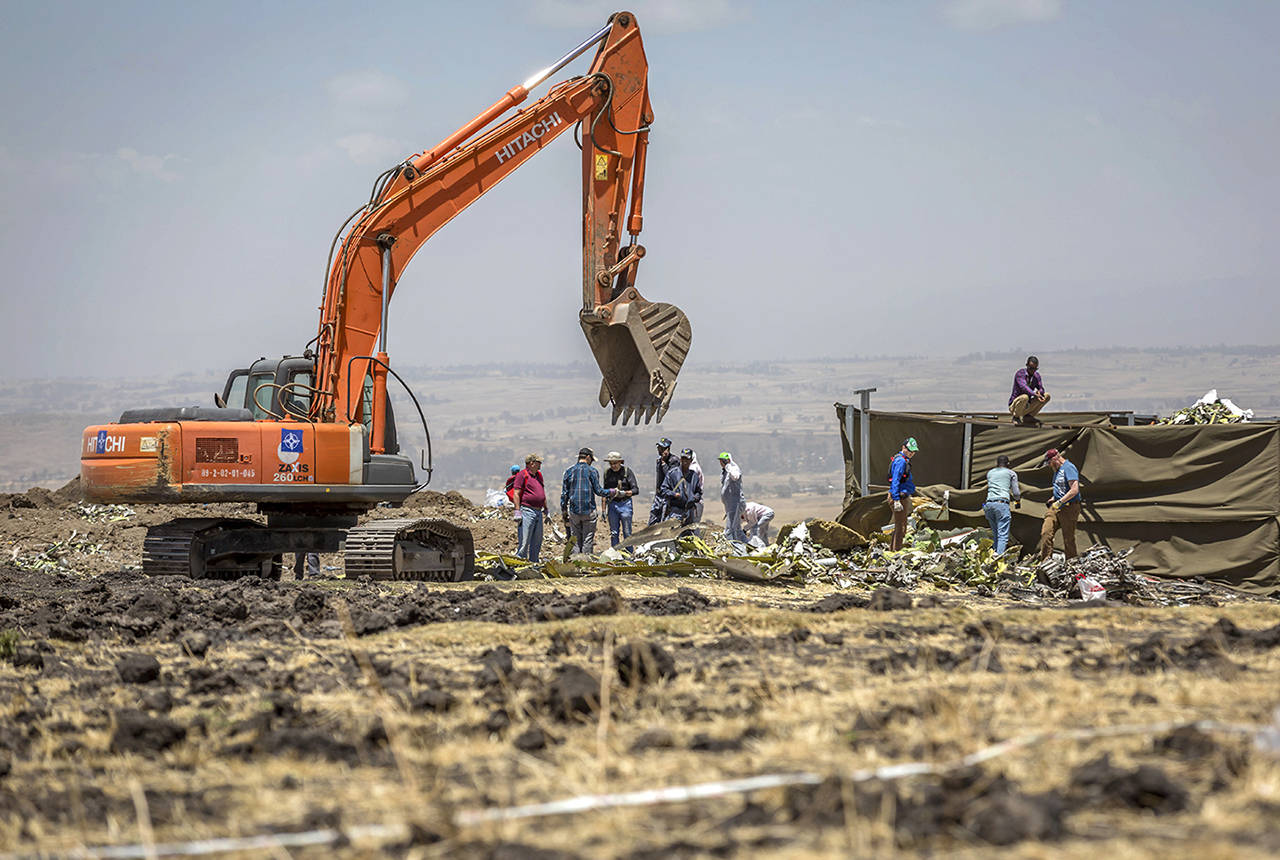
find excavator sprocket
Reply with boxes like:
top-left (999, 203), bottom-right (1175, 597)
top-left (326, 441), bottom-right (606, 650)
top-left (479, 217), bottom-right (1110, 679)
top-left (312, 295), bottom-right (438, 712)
top-left (342, 518), bottom-right (475, 582)
top-left (142, 518), bottom-right (280, 580)
top-left (583, 296), bottom-right (691, 425)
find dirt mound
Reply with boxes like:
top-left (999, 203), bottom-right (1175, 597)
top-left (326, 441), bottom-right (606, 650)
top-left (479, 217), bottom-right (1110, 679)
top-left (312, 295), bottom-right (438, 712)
top-left (402, 489), bottom-right (478, 516)
top-left (0, 569), bottom-right (723, 646)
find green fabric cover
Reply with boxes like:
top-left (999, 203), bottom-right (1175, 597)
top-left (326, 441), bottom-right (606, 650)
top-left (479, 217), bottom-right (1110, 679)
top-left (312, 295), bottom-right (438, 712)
top-left (834, 405), bottom-right (1280, 593)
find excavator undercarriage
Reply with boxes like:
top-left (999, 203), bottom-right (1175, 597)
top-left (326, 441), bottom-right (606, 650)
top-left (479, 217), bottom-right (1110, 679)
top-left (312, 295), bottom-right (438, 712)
top-left (140, 513), bottom-right (473, 583)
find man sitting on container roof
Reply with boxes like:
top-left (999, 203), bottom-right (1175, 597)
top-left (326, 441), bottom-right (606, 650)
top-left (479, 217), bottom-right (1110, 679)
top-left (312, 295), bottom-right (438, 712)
top-left (1009, 355), bottom-right (1051, 427)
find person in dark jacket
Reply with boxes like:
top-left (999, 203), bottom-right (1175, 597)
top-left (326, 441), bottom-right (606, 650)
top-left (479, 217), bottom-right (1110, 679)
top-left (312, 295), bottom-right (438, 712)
top-left (648, 437), bottom-right (678, 525)
top-left (888, 437), bottom-right (919, 551)
top-left (660, 448), bottom-right (703, 526)
top-left (602, 451), bottom-right (640, 548)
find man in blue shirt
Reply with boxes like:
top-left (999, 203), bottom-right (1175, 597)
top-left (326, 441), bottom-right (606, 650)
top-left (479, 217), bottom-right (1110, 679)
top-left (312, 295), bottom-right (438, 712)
top-left (1039, 447), bottom-right (1082, 561)
top-left (561, 447), bottom-right (609, 555)
top-left (1009, 355), bottom-right (1051, 427)
top-left (983, 455), bottom-right (1021, 555)
top-left (888, 437), bottom-right (918, 551)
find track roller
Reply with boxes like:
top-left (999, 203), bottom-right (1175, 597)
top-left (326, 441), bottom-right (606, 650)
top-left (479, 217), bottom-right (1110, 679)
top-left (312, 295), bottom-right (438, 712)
top-left (142, 518), bottom-right (279, 580)
top-left (342, 518), bottom-right (475, 582)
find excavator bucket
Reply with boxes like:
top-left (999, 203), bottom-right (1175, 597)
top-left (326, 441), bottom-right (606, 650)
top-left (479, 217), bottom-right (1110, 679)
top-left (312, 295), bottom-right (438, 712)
top-left (582, 295), bottom-right (691, 425)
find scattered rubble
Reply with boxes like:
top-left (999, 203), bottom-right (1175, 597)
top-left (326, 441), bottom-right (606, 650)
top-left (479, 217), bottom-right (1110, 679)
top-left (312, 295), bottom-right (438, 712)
top-left (1161, 389), bottom-right (1254, 425)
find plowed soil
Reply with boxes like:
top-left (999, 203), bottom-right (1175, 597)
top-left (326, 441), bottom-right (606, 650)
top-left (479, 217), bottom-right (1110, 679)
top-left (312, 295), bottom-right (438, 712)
top-left (3, 482), bottom-right (1280, 857)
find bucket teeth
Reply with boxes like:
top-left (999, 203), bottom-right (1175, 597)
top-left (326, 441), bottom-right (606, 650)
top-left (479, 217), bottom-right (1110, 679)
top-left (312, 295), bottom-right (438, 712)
top-left (582, 295), bottom-right (691, 426)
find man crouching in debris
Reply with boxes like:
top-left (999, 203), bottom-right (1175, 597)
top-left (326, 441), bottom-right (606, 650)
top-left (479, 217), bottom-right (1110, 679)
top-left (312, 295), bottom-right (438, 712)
top-left (1040, 448), bottom-right (1082, 561)
top-left (888, 437), bottom-right (919, 551)
top-left (660, 448), bottom-right (704, 526)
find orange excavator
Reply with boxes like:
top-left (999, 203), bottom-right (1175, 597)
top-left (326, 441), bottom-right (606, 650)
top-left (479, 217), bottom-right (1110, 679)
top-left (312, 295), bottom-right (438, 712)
top-left (80, 12), bottom-right (691, 582)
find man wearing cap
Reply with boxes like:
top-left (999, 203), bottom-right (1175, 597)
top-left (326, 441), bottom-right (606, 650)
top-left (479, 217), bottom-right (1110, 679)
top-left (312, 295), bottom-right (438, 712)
top-left (512, 454), bottom-right (549, 562)
top-left (718, 452), bottom-right (747, 542)
top-left (649, 438), bottom-right (678, 525)
top-left (659, 448), bottom-right (704, 526)
top-left (1040, 448), bottom-right (1082, 561)
top-left (561, 447), bottom-right (609, 555)
top-left (602, 452), bottom-right (640, 548)
top-left (1009, 355), bottom-right (1051, 427)
top-left (888, 437), bottom-right (919, 551)
top-left (983, 455), bottom-right (1022, 555)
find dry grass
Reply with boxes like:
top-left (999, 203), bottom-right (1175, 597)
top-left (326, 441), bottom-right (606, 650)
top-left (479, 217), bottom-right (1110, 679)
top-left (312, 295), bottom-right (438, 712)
top-left (2, 578), bottom-right (1279, 857)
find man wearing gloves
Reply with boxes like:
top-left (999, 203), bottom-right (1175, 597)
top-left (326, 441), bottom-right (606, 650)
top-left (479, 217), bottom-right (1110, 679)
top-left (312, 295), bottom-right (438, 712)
top-left (511, 454), bottom-right (549, 562)
top-left (602, 451), bottom-right (640, 548)
top-left (561, 447), bottom-right (609, 555)
top-left (649, 438), bottom-right (678, 525)
top-left (1040, 448), bottom-right (1082, 561)
top-left (983, 455), bottom-right (1021, 555)
top-left (717, 452), bottom-right (747, 542)
top-left (888, 437), bottom-right (919, 551)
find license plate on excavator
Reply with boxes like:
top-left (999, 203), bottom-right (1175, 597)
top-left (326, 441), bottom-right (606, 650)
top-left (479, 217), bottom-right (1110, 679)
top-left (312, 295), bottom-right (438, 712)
top-left (581, 294), bottom-right (691, 425)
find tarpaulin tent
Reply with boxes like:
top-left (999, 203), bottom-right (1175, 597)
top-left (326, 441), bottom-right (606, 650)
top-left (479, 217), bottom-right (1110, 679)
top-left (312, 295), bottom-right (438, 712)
top-left (834, 405), bottom-right (1280, 594)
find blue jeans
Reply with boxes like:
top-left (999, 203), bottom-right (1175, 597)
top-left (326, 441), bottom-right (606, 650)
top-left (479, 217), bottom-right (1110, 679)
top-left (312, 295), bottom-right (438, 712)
top-left (518, 506), bottom-right (544, 562)
top-left (983, 500), bottom-right (1012, 555)
top-left (607, 498), bottom-right (634, 547)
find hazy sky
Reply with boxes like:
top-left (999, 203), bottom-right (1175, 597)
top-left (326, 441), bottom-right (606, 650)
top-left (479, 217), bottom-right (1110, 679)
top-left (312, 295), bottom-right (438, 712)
top-left (2, 0), bottom-right (1277, 379)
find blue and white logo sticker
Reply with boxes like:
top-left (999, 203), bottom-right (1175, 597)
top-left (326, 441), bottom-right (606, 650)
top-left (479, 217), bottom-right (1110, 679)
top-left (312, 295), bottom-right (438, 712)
top-left (95, 429), bottom-right (108, 454)
top-left (278, 428), bottom-right (304, 465)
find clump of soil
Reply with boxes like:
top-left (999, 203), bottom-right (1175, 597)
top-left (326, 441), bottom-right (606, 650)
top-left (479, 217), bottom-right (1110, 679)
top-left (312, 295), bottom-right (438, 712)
top-left (615, 641), bottom-right (677, 686)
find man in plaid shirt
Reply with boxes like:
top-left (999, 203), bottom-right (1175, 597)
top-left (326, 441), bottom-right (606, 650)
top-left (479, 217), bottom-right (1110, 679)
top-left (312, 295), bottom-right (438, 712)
top-left (561, 447), bottom-right (609, 554)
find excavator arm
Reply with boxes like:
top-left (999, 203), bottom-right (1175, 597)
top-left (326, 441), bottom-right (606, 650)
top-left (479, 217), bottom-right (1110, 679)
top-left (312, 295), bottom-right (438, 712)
top-left (314, 11), bottom-right (691, 448)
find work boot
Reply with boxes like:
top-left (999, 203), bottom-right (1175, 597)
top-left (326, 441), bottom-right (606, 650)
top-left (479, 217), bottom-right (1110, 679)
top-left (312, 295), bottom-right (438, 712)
top-left (1011, 416), bottom-right (1022, 426)
top-left (1024, 416), bottom-right (1042, 428)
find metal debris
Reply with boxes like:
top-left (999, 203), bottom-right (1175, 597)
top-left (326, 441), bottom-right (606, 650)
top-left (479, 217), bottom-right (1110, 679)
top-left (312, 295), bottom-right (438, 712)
top-left (1161, 389), bottom-right (1253, 425)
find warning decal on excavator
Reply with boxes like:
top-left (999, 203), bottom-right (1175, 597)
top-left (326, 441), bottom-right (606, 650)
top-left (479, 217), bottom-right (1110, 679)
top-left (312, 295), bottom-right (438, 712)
top-left (595, 153), bottom-right (609, 181)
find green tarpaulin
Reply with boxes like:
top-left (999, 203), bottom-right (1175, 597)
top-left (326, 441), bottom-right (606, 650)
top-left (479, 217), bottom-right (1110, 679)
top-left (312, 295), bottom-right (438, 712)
top-left (834, 405), bottom-right (1280, 593)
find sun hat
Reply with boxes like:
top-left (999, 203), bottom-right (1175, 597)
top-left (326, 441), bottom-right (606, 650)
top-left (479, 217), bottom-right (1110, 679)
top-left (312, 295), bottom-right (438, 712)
top-left (605, 451), bottom-right (624, 462)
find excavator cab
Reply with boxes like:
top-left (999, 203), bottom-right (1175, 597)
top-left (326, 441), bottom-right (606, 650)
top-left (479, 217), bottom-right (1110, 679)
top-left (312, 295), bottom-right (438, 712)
top-left (217, 356), bottom-right (315, 419)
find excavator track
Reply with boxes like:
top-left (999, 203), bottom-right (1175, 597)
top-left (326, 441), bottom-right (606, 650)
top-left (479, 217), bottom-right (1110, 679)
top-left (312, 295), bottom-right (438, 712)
top-left (342, 518), bottom-right (475, 582)
top-left (142, 518), bottom-right (280, 580)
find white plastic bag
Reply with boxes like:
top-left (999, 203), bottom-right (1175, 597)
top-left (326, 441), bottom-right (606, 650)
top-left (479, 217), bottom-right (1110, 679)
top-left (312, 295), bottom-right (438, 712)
top-left (484, 488), bottom-right (512, 508)
top-left (1076, 574), bottom-right (1107, 602)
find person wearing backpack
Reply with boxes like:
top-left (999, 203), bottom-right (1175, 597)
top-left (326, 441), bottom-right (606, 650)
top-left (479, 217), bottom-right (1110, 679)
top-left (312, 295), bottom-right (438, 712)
top-left (888, 437), bottom-right (919, 550)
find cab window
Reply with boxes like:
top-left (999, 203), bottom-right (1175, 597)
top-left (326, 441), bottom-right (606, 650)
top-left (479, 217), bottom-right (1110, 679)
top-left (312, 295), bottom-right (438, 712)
top-left (225, 372), bottom-right (249, 410)
top-left (249, 372), bottom-right (276, 419)
top-left (285, 370), bottom-right (312, 416)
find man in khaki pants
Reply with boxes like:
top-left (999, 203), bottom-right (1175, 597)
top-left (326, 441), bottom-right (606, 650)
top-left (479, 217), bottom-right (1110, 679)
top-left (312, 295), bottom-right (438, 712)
top-left (1009, 356), bottom-right (1051, 426)
top-left (1039, 448), bottom-right (1081, 560)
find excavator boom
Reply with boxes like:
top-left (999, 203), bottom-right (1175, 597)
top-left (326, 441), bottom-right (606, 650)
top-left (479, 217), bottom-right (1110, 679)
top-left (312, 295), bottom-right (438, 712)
top-left (315, 11), bottom-right (690, 432)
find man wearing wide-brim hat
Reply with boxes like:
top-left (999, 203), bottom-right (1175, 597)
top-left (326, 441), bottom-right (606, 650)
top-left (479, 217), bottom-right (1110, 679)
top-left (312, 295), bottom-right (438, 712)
top-left (602, 451), bottom-right (640, 548)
